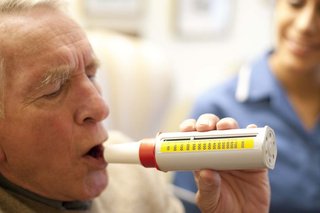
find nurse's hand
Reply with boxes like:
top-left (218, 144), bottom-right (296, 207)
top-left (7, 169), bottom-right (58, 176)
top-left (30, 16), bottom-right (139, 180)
top-left (179, 114), bottom-right (270, 213)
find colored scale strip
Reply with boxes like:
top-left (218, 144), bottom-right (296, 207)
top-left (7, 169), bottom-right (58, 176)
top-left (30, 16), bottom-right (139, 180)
top-left (160, 137), bottom-right (255, 153)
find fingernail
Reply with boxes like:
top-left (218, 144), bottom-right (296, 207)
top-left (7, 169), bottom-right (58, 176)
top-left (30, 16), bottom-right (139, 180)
top-left (198, 119), bottom-right (212, 126)
top-left (200, 172), bottom-right (214, 186)
top-left (201, 176), bottom-right (214, 186)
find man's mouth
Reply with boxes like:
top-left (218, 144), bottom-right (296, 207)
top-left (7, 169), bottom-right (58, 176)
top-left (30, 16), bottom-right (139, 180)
top-left (86, 144), bottom-right (104, 159)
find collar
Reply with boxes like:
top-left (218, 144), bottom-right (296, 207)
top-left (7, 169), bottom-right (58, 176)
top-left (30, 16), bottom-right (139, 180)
top-left (236, 50), bottom-right (278, 103)
top-left (0, 174), bottom-right (92, 210)
top-left (235, 50), bottom-right (320, 134)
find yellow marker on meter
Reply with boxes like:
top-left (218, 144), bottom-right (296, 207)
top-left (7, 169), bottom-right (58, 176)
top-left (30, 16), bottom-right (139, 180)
top-left (104, 126), bottom-right (277, 171)
top-left (160, 137), bottom-right (254, 153)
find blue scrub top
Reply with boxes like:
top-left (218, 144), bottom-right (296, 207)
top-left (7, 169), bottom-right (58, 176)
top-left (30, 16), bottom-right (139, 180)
top-left (173, 50), bottom-right (320, 213)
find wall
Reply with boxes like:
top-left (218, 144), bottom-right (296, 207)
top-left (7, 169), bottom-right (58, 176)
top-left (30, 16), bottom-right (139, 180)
top-left (140, 0), bottom-right (274, 100)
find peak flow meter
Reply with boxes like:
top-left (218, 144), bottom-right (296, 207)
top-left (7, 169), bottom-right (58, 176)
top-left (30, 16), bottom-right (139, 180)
top-left (104, 126), bottom-right (277, 171)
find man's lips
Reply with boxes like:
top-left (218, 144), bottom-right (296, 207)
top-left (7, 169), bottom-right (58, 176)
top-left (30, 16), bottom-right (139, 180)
top-left (83, 135), bottom-right (108, 159)
top-left (83, 143), bottom-right (107, 169)
top-left (86, 144), bottom-right (104, 159)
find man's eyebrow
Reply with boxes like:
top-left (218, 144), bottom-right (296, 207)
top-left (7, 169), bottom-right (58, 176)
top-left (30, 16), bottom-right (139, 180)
top-left (23, 65), bottom-right (73, 105)
top-left (86, 56), bottom-right (100, 71)
top-left (38, 65), bottom-right (72, 89)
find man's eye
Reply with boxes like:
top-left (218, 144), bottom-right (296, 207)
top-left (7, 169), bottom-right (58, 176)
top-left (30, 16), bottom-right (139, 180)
top-left (43, 88), bottom-right (62, 99)
top-left (42, 83), bottom-right (65, 99)
top-left (88, 74), bottom-right (96, 82)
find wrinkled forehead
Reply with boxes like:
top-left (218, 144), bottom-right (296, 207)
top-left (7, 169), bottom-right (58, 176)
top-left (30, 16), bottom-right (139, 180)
top-left (0, 6), bottom-right (93, 91)
top-left (0, 7), bottom-right (85, 59)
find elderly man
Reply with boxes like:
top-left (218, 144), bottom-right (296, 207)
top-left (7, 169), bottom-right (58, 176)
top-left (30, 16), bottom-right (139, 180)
top-left (0, 0), bottom-right (269, 212)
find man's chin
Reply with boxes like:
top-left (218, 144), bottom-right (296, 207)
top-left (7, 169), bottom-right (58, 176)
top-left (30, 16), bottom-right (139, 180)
top-left (82, 170), bottom-right (108, 200)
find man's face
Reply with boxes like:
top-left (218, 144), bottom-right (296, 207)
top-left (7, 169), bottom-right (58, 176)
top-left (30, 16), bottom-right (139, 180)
top-left (0, 7), bottom-right (109, 201)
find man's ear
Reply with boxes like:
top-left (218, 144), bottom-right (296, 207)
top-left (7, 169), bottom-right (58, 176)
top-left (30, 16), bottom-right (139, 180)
top-left (0, 145), bottom-right (7, 162)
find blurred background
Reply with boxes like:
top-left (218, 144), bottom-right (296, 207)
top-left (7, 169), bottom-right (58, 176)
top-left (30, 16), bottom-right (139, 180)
top-left (66, 0), bottom-right (274, 141)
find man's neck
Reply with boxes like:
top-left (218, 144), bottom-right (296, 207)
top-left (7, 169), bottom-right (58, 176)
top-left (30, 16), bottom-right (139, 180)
top-left (0, 174), bottom-right (92, 210)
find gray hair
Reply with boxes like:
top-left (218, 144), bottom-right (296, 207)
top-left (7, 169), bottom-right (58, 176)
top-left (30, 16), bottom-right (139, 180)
top-left (0, 0), bottom-right (64, 118)
top-left (0, 0), bottom-right (63, 13)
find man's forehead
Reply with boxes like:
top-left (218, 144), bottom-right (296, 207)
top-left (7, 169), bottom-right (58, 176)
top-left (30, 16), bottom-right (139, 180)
top-left (0, 7), bottom-right (98, 88)
top-left (0, 9), bottom-right (89, 71)
top-left (0, 7), bottom-right (81, 56)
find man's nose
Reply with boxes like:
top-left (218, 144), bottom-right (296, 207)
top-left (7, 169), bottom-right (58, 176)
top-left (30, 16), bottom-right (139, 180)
top-left (75, 79), bottom-right (110, 125)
